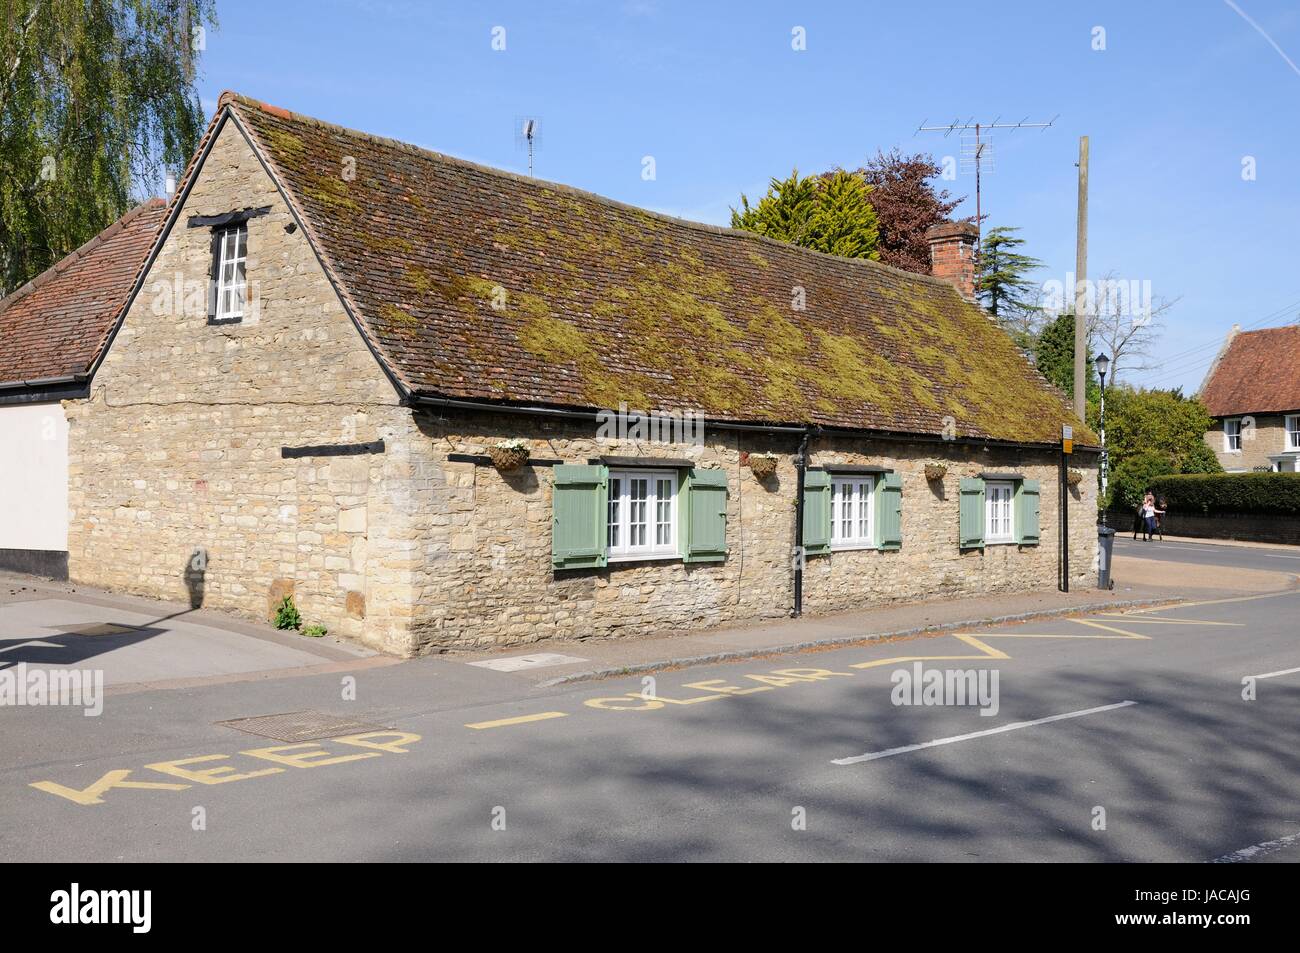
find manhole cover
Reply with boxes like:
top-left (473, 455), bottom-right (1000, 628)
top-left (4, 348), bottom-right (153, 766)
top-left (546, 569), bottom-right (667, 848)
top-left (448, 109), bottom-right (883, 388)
top-left (216, 710), bottom-right (389, 742)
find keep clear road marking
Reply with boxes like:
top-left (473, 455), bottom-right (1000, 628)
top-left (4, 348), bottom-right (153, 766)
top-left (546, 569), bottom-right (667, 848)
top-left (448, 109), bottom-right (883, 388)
top-left (465, 711), bottom-right (568, 730)
top-left (462, 603), bottom-right (1265, 731)
top-left (831, 700), bottom-right (1138, 766)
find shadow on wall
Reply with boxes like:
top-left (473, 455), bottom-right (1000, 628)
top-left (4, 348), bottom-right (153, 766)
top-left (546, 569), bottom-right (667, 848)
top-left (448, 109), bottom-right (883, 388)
top-left (183, 547), bottom-right (207, 609)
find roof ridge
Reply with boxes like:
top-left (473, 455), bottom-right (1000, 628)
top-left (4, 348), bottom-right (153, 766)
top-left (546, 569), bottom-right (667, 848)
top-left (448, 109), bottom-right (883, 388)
top-left (1231, 323), bottom-right (1300, 337)
top-left (0, 198), bottom-right (165, 315)
top-left (220, 90), bottom-right (966, 295)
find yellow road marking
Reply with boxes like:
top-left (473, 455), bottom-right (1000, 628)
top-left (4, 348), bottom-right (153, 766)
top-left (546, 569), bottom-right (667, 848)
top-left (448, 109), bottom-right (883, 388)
top-left (1095, 615), bottom-right (1244, 625)
top-left (31, 732), bottom-right (422, 805)
top-left (458, 593), bottom-right (1292, 733)
top-left (465, 711), bottom-right (568, 730)
top-left (1068, 618), bottom-right (1150, 639)
top-left (980, 632), bottom-right (1138, 639)
top-left (850, 633), bottom-right (1008, 670)
top-left (1123, 587), bottom-right (1300, 613)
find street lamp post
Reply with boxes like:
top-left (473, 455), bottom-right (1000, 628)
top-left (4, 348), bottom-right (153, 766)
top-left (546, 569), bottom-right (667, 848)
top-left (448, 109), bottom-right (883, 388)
top-left (1096, 352), bottom-right (1111, 528)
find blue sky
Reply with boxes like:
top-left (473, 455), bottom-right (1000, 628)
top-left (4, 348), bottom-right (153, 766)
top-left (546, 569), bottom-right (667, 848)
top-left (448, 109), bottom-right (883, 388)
top-left (196, 0), bottom-right (1300, 396)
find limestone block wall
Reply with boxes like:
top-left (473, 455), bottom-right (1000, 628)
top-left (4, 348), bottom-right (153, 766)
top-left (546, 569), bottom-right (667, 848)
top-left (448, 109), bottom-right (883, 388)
top-left (801, 439), bottom-right (1095, 612)
top-left (65, 119), bottom-right (422, 654)
top-left (1205, 414), bottom-right (1295, 471)
top-left (404, 409), bottom-right (1099, 652)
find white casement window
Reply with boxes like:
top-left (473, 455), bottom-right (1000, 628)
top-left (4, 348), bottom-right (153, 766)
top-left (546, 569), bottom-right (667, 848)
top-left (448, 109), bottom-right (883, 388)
top-left (830, 475), bottom-right (874, 549)
top-left (985, 481), bottom-right (1015, 544)
top-left (1286, 416), bottom-right (1300, 451)
top-left (1224, 418), bottom-right (1242, 452)
top-left (214, 224), bottom-right (248, 322)
top-left (607, 469), bottom-right (678, 561)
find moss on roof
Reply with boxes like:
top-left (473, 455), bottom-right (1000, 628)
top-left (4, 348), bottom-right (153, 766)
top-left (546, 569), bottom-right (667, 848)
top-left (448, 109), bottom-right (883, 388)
top-left (227, 93), bottom-right (1093, 445)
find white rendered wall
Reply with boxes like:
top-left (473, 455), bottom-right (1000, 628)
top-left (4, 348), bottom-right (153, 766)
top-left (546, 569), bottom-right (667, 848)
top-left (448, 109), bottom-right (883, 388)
top-left (0, 401), bottom-right (69, 551)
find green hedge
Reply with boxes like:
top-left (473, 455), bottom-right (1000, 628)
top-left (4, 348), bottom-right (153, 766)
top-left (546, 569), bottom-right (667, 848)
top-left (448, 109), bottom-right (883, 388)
top-left (1149, 472), bottom-right (1300, 516)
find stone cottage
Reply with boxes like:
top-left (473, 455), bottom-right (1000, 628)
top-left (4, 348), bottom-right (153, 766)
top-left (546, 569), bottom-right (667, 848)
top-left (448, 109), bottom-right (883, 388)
top-left (35, 92), bottom-right (1097, 655)
top-left (0, 200), bottom-right (166, 578)
top-left (1200, 323), bottom-right (1300, 472)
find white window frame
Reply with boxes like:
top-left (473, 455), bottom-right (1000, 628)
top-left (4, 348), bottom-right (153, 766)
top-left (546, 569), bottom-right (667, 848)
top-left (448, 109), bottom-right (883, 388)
top-left (985, 480), bottom-right (1015, 545)
top-left (606, 469), bottom-right (678, 562)
top-left (1286, 415), bottom-right (1300, 452)
top-left (1224, 418), bottom-right (1242, 453)
top-left (830, 475), bottom-right (875, 550)
top-left (214, 224), bottom-right (248, 323)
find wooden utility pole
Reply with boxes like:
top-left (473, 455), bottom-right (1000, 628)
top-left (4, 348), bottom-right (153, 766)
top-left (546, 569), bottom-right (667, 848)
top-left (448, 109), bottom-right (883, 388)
top-left (1073, 135), bottom-right (1089, 419)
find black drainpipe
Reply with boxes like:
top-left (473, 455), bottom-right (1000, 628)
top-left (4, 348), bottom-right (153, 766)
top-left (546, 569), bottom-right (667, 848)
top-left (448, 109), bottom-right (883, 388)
top-left (792, 427), bottom-right (812, 617)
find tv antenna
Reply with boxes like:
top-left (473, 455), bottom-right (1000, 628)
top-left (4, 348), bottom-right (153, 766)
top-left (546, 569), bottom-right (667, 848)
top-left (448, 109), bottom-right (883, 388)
top-left (515, 117), bottom-right (540, 176)
top-left (915, 115), bottom-right (1057, 258)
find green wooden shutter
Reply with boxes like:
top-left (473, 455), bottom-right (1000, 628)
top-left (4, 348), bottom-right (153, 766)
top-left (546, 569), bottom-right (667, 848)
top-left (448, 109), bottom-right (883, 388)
top-left (1016, 478), bottom-right (1041, 545)
top-left (802, 469), bottom-right (832, 556)
top-left (552, 464), bottom-right (608, 569)
top-left (958, 477), bottom-right (985, 550)
top-left (681, 468), bottom-right (728, 563)
top-left (875, 472), bottom-right (903, 550)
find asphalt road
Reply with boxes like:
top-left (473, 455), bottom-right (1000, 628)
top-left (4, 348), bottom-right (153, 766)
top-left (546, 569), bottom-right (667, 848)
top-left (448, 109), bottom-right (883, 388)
top-left (1113, 535), bottom-right (1300, 573)
top-left (3, 577), bottom-right (1297, 862)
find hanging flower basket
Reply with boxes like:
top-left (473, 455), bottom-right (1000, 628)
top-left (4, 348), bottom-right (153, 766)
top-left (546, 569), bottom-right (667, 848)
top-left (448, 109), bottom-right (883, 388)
top-left (924, 462), bottom-right (948, 482)
top-left (1066, 468), bottom-right (1084, 487)
top-left (488, 440), bottom-right (530, 471)
top-left (747, 453), bottom-right (778, 479)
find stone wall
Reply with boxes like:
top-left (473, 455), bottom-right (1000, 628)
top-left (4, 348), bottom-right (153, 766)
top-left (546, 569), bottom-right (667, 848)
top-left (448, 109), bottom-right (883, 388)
top-left (65, 119), bottom-right (425, 655)
top-left (62, 114), bottom-right (1101, 658)
top-left (404, 409), bottom-right (1099, 652)
top-left (1206, 413), bottom-right (1297, 471)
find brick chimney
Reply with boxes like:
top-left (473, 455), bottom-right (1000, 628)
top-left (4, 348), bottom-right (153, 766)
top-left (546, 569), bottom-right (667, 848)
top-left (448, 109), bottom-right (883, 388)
top-left (926, 221), bottom-right (979, 301)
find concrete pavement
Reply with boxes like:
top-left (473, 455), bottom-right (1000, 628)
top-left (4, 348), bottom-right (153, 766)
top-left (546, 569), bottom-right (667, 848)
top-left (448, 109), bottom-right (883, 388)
top-left (0, 572), bottom-right (382, 693)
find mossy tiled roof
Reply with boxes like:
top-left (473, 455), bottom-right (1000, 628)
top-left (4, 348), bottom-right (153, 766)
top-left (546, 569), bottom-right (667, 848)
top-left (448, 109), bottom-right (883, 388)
top-left (0, 200), bottom-right (166, 386)
top-left (225, 92), bottom-right (1092, 445)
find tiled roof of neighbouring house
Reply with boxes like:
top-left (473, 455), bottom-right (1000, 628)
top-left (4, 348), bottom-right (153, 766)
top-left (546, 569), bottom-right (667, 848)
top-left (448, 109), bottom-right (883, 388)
top-left (1200, 325), bottom-right (1300, 417)
top-left (0, 200), bottom-right (167, 387)
top-left (220, 92), bottom-right (1093, 445)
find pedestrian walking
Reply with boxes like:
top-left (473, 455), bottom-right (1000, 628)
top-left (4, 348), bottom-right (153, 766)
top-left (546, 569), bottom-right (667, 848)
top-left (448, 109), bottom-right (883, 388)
top-left (1139, 494), bottom-right (1164, 542)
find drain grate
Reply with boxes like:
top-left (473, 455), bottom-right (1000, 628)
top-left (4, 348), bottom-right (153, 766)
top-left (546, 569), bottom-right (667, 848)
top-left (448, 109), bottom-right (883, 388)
top-left (216, 710), bottom-right (390, 742)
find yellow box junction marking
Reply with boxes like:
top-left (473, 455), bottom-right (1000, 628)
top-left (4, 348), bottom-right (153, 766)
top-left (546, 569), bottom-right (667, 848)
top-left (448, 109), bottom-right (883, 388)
top-left (30, 731), bottom-right (420, 806)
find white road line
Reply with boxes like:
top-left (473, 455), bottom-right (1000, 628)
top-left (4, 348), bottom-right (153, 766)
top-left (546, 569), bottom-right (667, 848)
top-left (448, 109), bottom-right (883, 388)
top-left (1210, 830), bottom-right (1300, 864)
top-left (1264, 554), bottom-right (1300, 560)
top-left (831, 700), bottom-right (1137, 766)
top-left (1252, 665), bottom-right (1300, 680)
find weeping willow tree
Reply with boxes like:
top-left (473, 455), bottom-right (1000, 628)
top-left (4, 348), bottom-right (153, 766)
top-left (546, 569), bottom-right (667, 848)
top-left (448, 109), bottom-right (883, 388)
top-left (0, 0), bottom-right (216, 295)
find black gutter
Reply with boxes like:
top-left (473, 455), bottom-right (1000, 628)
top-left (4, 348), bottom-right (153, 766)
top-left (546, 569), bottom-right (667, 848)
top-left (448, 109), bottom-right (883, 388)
top-left (0, 375), bottom-right (90, 406)
top-left (0, 373), bottom-right (85, 391)
top-left (406, 391), bottom-right (1093, 450)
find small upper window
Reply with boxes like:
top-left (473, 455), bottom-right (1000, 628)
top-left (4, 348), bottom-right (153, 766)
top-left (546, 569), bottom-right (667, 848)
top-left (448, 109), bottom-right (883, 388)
top-left (213, 224), bottom-right (248, 323)
top-left (1224, 418), bottom-right (1242, 452)
top-left (985, 481), bottom-right (1014, 544)
top-left (1287, 416), bottom-right (1300, 451)
top-left (830, 475), bottom-right (874, 549)
top-left (607, 469), bottom-right (678, 562)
